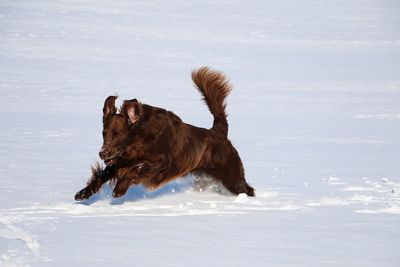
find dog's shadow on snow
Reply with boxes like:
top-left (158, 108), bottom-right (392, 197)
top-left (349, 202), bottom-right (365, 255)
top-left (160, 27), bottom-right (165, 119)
top-left (76, 175), bottom-right (230, 206)
top-left (77, 177), bottom-right (195, 206)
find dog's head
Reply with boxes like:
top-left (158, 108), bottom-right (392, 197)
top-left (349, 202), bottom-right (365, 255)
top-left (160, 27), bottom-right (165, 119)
top-left (99, 96), bottom-right (143, 166)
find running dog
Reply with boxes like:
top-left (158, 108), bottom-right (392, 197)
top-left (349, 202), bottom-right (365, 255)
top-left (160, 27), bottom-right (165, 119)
top-left (75, 67), bottom-right (255, 200)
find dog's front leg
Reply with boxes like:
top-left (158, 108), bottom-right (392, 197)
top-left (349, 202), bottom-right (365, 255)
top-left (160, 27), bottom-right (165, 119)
top-left (112, 160), bottom-right (167, 198)
top-left (75, 165), bottom-right (115, 201)
top-left (111, 162), bottom-right (152, 198)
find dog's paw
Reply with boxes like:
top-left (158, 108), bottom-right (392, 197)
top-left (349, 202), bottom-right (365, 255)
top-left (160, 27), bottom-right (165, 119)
top-left (74, 187), bottom-right (93, 201)
top-left (112, 187), bottom-right (128, 198)
top-left (112, 179), bottom-right (130, 198)
top-left (112, 190), bottom-right (124, 198)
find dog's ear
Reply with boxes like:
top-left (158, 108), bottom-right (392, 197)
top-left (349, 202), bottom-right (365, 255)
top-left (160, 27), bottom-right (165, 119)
top-left (121, 99), bottom-right (143, 125)
top-left (103, 96), bottom-right (117, 120)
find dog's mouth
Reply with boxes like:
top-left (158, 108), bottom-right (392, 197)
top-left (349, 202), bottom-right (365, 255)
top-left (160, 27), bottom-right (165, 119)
top-left (103, 152), bottom-right (122, 166)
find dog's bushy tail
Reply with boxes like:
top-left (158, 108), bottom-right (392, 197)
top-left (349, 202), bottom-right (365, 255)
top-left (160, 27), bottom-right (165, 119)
top-left (192, 67), bottom-right (232, 137)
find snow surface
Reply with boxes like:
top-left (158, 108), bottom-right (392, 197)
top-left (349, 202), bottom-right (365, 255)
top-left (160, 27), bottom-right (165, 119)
top-left (1, 0), bottom-right (400, 266)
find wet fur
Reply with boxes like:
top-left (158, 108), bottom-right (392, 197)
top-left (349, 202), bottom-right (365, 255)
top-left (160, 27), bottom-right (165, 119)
top-left (75, 67), bottom-right (255, 201)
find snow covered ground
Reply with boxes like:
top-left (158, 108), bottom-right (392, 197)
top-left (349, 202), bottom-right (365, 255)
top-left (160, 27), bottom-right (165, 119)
top-left (1, 0), bottom-right (400, 266)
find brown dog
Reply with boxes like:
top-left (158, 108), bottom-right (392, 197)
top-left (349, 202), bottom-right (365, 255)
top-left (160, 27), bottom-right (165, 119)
top-left (75, 67), bottom-right (255, 201)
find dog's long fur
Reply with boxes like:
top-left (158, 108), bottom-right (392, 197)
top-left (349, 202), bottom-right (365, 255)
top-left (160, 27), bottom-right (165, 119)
top-left (75, 67), bottom-right (255, 201)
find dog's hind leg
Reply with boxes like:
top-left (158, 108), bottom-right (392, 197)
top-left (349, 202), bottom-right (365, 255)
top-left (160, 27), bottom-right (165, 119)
top-left (205, 152), bottom-right (255, 197)
top-left (207, 168), bottom-right (254, 196)
top-left (75, 165), bottom-right (115, 201)
top-left (215, 171), bottom-right (255, 196)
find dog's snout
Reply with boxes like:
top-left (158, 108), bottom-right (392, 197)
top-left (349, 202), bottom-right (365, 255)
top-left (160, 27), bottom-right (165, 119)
top-left (99, 148), bottom-right (106, 159)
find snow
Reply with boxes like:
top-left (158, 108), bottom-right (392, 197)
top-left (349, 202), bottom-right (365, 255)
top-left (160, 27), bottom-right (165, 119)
top-left (1, 0), bottom-right (400, 266)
